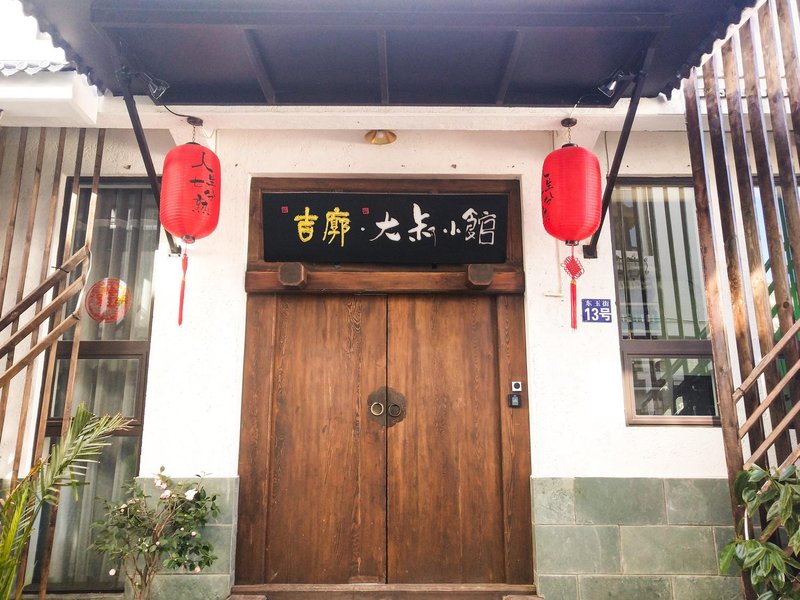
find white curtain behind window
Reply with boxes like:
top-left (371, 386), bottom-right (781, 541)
top-left (37, 186), bottom-right (157, 590)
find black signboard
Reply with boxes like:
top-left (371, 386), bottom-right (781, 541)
top-left (262, 192), bottom-right (508, 264)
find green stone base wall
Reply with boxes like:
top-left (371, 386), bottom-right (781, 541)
top-left (532, 477), bottom-right (743, 600)
top-left (129, 477), bottom-right (238, 600)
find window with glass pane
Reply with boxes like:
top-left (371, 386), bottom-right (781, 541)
top-left (30, 182), bottom-right (156, 591)
top-left (64, 186), bottom-right (159, 341)
top-left (27, 437), bottom-right (141, 592)
top-left (630, 356), bottom-right (715, 416)
top-left (611, 181), bottom-right (717, 423)
top-left (50, 358), bottom-right (142, 419)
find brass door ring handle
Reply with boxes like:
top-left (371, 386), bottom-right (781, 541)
top-left (370, 402), bottom-right (385, 417)
top-left (388, 404), bottom-right (402, 418)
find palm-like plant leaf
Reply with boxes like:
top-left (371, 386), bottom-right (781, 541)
top-left (0, 467), bottom-right (41, 597)
top-left (0, 405), bottom-right (130, 600)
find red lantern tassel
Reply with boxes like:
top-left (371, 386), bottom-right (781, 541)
top-left (570, 277), bottom-right (577, 330)
top-left (562, 245), bottom-right (584, 330)
top-left (178, 249), bottom-right (188, 326)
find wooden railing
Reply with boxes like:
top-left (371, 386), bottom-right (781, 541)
top-left (735, 318), bottom-right (800, 471)
top-left (684, 0), bottom-right (800, 478)
top-left (683, 5), bottom-right (800, 597)
top-left (0, 247), bottom-right (88, 481)
top-left (0, 126), bottom-right (105, 598)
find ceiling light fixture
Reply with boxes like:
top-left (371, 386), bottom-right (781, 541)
top-left (138, 71), bottom-right (170, 101)
top-left (365, 129), bottom-right (397, 145)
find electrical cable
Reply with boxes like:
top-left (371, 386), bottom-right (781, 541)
top-left (160, 103), bottom-right (196, 120)
top-left (567, 91), bottom-right (603, 120)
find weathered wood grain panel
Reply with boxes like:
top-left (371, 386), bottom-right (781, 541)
top-left (387, 296), bottom-right (505, 583)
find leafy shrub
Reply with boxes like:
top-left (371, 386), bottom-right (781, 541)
top-left (91, 468), bottom-right (219, 600)
top-left (722, 465), bottom-right (800, 600)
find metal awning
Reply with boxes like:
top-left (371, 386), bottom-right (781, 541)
top-left (0, 60), bottom-right (72, 76)
top-left (20, 0), bottom-right (753, 107)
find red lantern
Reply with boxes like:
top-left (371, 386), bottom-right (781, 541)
top-left (161, 142), bottom-right (221, 242)
top-left (541, 143), bottom-right (602, 329)
top-left (161, 142), bottom-right (222, 325)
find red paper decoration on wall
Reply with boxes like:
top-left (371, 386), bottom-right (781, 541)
top-left (161, 142), bottom-right (222, 325)
top-left (541, 143), bottom-right (602, 329)
top-left (85, 278), bottom-right (131, 324)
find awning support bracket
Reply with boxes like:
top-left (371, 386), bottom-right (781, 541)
top-left (583, 45), bottom-right (657, 259)
top-left (116, 66), bottom-right (181, 256)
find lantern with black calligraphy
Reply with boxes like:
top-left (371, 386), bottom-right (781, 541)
top-left (541, 141), bottom-right (602, 329)
top-left (161, 142), bottom-right (221, 325)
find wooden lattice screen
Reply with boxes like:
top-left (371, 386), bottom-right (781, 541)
top-left (683, 0), bottom-right (800, 512)
top-left (0, 126), bottom-right (105, 597)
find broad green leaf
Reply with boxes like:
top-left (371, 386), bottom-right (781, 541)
top-left (736, 470), bottom-right (754, 501)
top-left (779, 465), bottom-right (797, 482)
top-left (768, 499), bottom-right (783, 522)
top-left (788, 528), bottom-right (800, 553)
top-left (749, 465), bottom-right (769, 483)
top-left (769, 549), bottom-right (787, 574)
top-left (768, 567), bottom-right (785, 589)
top-left (761, 485), bottom-right (780, 505)
top-left (756, 553), bottom-right (771, 577)
top-left (745, 545), bottom-right (769, 569)
top-left (736, 542), bottom-right (749, 560)
top-left (766, 542), bottom-right (787, 553)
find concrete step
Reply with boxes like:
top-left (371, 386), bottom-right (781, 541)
top-left (228, 594), bottom-right (544, 600)
top-left (229, 584), bottom-right (542, 600)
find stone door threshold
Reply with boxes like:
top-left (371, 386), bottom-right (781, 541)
top-left (230, 583), bottom-right (540, 599)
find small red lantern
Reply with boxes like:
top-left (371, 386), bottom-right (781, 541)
top-left (541, 138), bottom-right (602, 329)
top-left (161, 142), bottom-right (222, 325)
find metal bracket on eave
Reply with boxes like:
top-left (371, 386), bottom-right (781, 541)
top-left (116, 67), bottom-right (181, 256)
top-left (582, 48), bottom-right (655, 260)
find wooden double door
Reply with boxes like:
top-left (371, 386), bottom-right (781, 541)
top-left (236, 293), bottom-right (532, 592)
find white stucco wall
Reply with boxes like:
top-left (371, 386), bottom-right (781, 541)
top-left (103, 125), bottom-right (727, 480)
top-left (0, 104), bottom-right (730, 481)
top-left (532, 131), bottom-right (723, 479)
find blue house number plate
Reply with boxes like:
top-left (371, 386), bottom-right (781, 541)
top-left (582, 299), bottom-right (613, 323)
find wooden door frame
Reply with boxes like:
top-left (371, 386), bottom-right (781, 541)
top-left (237, 177), bottom-right (533, 588)
top-left (245, 178), bottom-right (524, 295)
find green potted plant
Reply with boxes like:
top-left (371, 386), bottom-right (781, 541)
top-left (0, 405), bottom-right (130, 600)
top-left (721, 464), bottom-right (800, 599)
top-left (91, 468), bottom-right (219, 600)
